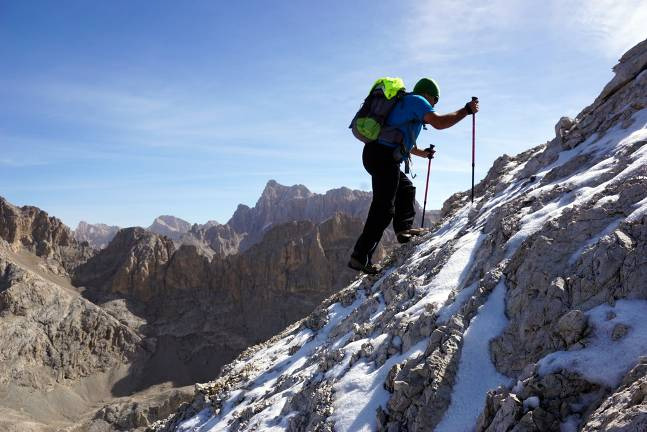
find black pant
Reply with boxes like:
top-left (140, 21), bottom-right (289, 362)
top-left (352, 143), bottom-right (416, 265)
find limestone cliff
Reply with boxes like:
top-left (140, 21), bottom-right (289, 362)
top-left (74, 227), bottom-right (175, 302)
top-left (74, 213), bottom-right (378, 390)
top-left (0, 197), bottom-right (93, 273)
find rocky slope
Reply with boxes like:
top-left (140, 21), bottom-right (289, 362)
top-left (155, 39), bottom-right (647, 431)
top-left (0, 236), bottom-right (149, 431)
top-left (0, 200), bottom-right (194, 432)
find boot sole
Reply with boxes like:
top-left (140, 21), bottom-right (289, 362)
top-left (347, 261), bottom-right (380, 275)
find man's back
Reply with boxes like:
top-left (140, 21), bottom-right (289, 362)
top-left (386, 94), bottom-right (435, 151)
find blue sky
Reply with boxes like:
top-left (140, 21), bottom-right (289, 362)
top-left (1, 1), bottom-right (646, 228)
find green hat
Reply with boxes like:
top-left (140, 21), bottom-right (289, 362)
top-left (413, 78), bottom-right (440, 101)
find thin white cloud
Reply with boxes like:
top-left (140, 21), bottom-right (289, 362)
top-left (0, 156), bottom-right (50, 167)
top-left (43, 83), bottom-right (169, 115)
top-left (551, 0), bottom-right (647, 59)
top-left (404, 0), bottom-right (647, 63)
top-left (9, 79), bottom-right (346, 153)
top-left (403, 0), bottom-right (524, 62)
top-left (1, 131), bottom-right (352, 164)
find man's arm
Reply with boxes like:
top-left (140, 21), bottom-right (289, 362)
top-left (423, 99), bottom-right (479, 130)
top-left (423, 109), bottom-right (468, 129)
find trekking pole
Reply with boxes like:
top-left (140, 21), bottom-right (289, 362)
top-left (470, 96), bottom-right (477, 203)
top-left (421, 146), bottom-right (434, 228)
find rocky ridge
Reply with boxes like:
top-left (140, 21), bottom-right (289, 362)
top-left (74, 221), bottom-right (121, 249)
top-left (154, 39), bottom-right (647, 431)
top-left (0, 197), bottom-right (92, 273)
top-left (72, 183), bottom-right (438, 254)
top-left (148, 216), bottom-right (193, 242)
top-left (225, 181), bottom-right (371, 252)
top-left (182, 181), bottom-right (437, 257)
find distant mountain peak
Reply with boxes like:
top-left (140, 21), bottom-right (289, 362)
top-left (74, 221), bottom-right (120, 249)
top-left (258, 180), bottom-right (313, 204)
top-left (148, 215), bottom-right (191, 241)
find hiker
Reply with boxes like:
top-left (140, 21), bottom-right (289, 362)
top-left (348, 77), bottom-right (479, 274)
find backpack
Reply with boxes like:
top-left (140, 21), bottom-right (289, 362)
top-left (349, 77), bottom-right (407, 146)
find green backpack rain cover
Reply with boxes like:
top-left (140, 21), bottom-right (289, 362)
top-left (349, 77), bottom-right (407, 144)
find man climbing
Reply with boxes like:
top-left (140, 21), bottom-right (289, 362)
top-left (348, 77), bottom-right (479, 274)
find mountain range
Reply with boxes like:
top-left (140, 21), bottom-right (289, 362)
top-left (74, 181), bottom-right (439, 256)
top-left (0, 181), bottom-right (437, 431)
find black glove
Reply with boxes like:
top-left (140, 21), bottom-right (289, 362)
top-left (424, 145), bottom-right (436, 159)
top-left (465, 96), bottom-right (478, 115)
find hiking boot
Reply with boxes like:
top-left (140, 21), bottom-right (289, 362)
top-left (396, 227), bottom-right (430, 243)
top-left (348, 256), bottom-right (381, 275)
top-left (396, 232), bottom-right (412, 244)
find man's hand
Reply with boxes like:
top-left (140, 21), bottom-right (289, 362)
top-left (465, 97), bottom-right (479, 115)
top-left (424, 145), bottom-right (435, 159)
top-left (411, 145), bottom-right (436, 159)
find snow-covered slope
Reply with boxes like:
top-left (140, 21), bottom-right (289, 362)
top-left (155, 39), bottom-right (647, 432)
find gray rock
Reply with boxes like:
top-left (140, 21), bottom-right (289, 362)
top-left (486, 395), bottom-right (523, 432)
top-left (581, 358), bottom-right (647, 431)
top-left (555, 116), bottom-right (575, 143)
top-left (556, 310), bottom-right (588, 346)
top-left (611, 323), bottom-right (630, 341)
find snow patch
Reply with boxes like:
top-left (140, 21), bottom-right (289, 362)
top-left (627, 195), bottom-right (647, 222)
top-left (523, 396), bottom-right (540, 410)
top-left (330, 340), bottom-right (427, 432)
top-left (538, 299), bottom-right (647, 388)
top-left (560, 415), bottom-right (581, 432)
top-left (594, 194), bottom-right (619, 207)
top-left (400, 231), bottom-right (484, 319)
top-left (437, 281), bottom-right (478, 324)
top-left (177, 409), bottom-right (212, 431)
top-left (435, 279), bottom-right (512, 432)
